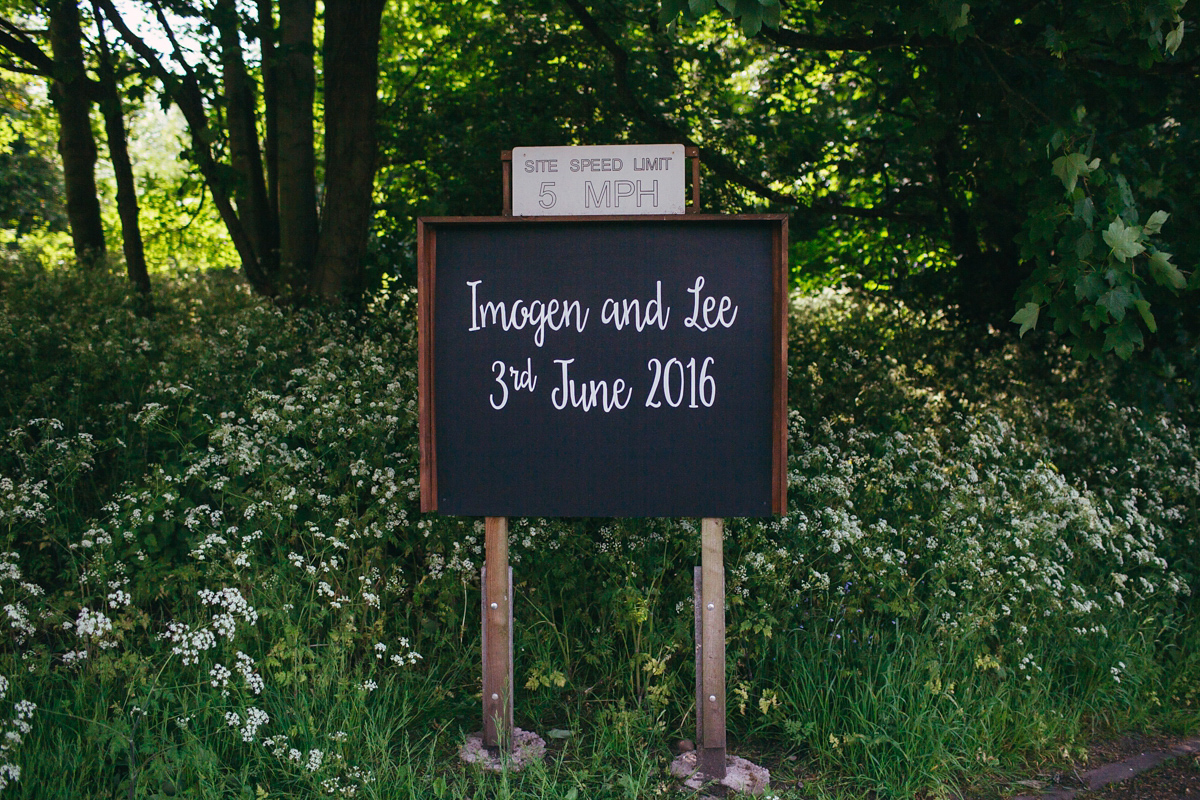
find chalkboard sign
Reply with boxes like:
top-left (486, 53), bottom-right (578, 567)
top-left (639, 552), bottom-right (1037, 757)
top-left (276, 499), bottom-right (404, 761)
top-left (418, 215), bottom-right (787, 518)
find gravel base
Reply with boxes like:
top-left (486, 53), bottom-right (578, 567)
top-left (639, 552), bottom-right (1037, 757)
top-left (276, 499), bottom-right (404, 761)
top-left (459, 728), bottom-right (547, 772)
top-left (669, 751), bottom-right (771, 796)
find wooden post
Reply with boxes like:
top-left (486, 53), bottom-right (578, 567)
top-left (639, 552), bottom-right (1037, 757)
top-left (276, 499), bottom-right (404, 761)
top-left (686, 146), bottom-right (700, 213)
top-left (698, 517), bottom-right (727, 781)
top-left (501, 150), bottom-right (513, 216)
top-left (482, 516), bottom-right (512, 750)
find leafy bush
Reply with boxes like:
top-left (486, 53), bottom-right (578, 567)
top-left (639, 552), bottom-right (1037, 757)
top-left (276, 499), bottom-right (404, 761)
top-left (0, 261), bottom-right (1196, 798)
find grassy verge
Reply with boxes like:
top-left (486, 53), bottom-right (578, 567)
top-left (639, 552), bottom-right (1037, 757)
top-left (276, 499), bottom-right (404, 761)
top-left (0, 259), bottom-right (1197, 797)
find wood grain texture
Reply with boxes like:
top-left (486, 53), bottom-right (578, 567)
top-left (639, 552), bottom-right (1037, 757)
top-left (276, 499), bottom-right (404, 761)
top-left (501, 150), bottom-right (513, 216)
top-left (694, 566), bottom-right (703, 746)
top-left (689, 149), bottom-right (701, 213)
top-left (417, 221), bottom-right (437, 511)
top-left (772, 219), bottom-right (789, 513)
top-left (482, 517), bottom-right (512, 748)
top-left (700, 517), bottom-right (727, 778)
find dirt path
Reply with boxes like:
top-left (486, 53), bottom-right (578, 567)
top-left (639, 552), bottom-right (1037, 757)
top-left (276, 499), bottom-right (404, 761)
top-left (1008, 736), bottom-right (1200, 800)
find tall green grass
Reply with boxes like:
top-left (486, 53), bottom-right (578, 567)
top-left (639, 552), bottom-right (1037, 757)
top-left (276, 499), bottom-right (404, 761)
top-left (0, 259), bottom-right (1196, 798)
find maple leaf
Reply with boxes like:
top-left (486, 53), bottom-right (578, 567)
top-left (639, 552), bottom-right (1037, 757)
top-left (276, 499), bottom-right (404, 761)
top-left (1148, 251), bottom-right (1185, 289)
top-left (1011, 302), bottom-right (1040, 337)
top-left (1143, 210), bottom-right (1170, 235)
top-left (1101, 219), bottom-right (1145, 262)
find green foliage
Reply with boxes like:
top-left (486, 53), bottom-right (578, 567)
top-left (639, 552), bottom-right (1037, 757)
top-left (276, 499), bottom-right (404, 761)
top-left (1016, 134), bottom-right (1188, 360)
top-left (0, 260), bottom-right (1197, 797)
top-left (660, 0), bottom-right (782, 37)
top-left (0, 76), bottom-right (66, 244)
top-left (370, 0), bottom-right (1199, 362)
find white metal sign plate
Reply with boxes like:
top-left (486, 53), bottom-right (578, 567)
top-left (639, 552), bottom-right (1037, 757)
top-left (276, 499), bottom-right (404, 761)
top-left (512, 144), bottom-right (686, 216)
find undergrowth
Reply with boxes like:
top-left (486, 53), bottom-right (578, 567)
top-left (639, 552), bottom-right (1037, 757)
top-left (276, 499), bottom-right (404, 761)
top-left (0, 258), bottom-right (1197, 798)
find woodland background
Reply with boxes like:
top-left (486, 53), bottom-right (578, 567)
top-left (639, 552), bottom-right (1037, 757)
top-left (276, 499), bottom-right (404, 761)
top-left (0, 0), bottom-right (1198, 797)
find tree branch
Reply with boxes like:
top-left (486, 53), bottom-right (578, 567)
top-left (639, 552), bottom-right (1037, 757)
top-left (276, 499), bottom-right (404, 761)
top-left (148, 0), bottom-right (201, 89)
top-left (0, 58), bottom-right (45, 75)
top-left (95, 0), bottom-right (274, 294)
top-left (0, 17), bottom-right (56, 74)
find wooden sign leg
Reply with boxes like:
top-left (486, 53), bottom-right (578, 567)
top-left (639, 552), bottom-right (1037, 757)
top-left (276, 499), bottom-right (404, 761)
top-left (698, 517), bottom-right (727, 781)
top-left (482, 516), bottom-right (512, 751)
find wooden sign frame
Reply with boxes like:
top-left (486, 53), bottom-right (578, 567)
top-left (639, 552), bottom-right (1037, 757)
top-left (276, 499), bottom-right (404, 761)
top-left (423, 157), bottom-right (786, 784)
top-left (417, 213), bottom-right (789, 517)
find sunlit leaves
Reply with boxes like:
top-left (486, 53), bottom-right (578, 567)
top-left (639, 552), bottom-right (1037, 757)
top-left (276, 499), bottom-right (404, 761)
top-left (1165, 18), bottom-right (1185, 53)
top-left (1015, 140), bottom-right (1192, 360)
top-left (1101, 218), bottom-right (1145, 262)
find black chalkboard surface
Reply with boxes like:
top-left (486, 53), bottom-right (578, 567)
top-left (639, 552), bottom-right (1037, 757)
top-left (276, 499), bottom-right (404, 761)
top-left (419, 215), bottom-right (787, 518)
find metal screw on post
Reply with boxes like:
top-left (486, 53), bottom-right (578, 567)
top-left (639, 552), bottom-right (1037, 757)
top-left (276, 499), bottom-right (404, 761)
top-left (482, 517), bottom-right (513, 753)
top-left (697, 517), bottom-right (727, 783)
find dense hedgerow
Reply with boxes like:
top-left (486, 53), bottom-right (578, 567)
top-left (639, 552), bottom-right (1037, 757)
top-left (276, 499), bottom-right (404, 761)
top-left (0, 258), bottom-right (1196, 798)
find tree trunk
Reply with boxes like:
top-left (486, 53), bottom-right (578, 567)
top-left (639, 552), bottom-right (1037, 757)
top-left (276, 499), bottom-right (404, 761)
top-left (310, 0), bottom-right (386, 302)
top-left (92, 0), bottom-right (149, 298)
top-left (95, 0), bottom-right (274, 295)
top-left (47, 0), bottom-right (106, 267)
top-left (276, 0), bottom-right (318, 296)
top-left (257, 0), bottom-right (279, 229)
top-left (215, 0), bottom-right (276, 278)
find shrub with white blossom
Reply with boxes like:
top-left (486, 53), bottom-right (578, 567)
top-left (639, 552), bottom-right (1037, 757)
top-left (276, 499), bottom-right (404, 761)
top-left (0, 262), bottom-right (1195, 797)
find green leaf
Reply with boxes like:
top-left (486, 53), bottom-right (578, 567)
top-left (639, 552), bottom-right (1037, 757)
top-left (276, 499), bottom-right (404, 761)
top-left (1148, 250), bottom-right (1186, 289)
top-left (1103, 320), bottom-right (1144, 359)
top-left (1116, 174), bottom-right (1137, 215)
top-left (1143, 209), bottom-right (1169, 235)
top-left (739, 3), bottom-right (764, 35)
top-left (1134, 299), bottom-right (1157, 332)
top-left (760, 0), bottom-right (781, 28)
top-left (1075, 231), bottom-right (1096, 260)
top-left (660, 0), bottom-right (690, 24)
top-left (689, 0), bottom-right (716, 15)
top-left (1098, 286), bottom-right (1134, 321)
top-left (1073, 196), bottom-right (1095, 227)
top-left (1011, 302), bottom-right (1040, 337)
top-left (1101, 218), bottom-right (1145, 262)
top-left (1166, 19), bottom-right (1185, 54)
top-left (951, 3), bottom-right (970, 30)
top-left (1051, 152), bottom-right (1092, 193)
top-left (1075, 272), bottom-right (1105, 301)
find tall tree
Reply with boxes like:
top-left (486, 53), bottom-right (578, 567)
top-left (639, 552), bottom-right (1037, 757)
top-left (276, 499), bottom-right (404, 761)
top-left (275, 0), bottom-right (317, 291)
top-left (311, 0), bottom-right (387, 301)
top-left (46, 0), bottom-right (105, 266)
top-left (91, 0), bottom-right (147, 295)
top-left (95, 0), bottom-right (388, 302)
top-left (1, 1), bottom-right (152, 289)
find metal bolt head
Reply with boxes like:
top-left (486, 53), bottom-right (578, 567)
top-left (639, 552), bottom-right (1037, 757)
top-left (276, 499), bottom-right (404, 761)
top-left (490, 602), bottom-right (498, 609)
top-left (708, 695), bottom-right (717, 702)
top-left (491, 693), bottom-right (499, 701)
top-left (707, 603), bottom-right (715, 610)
